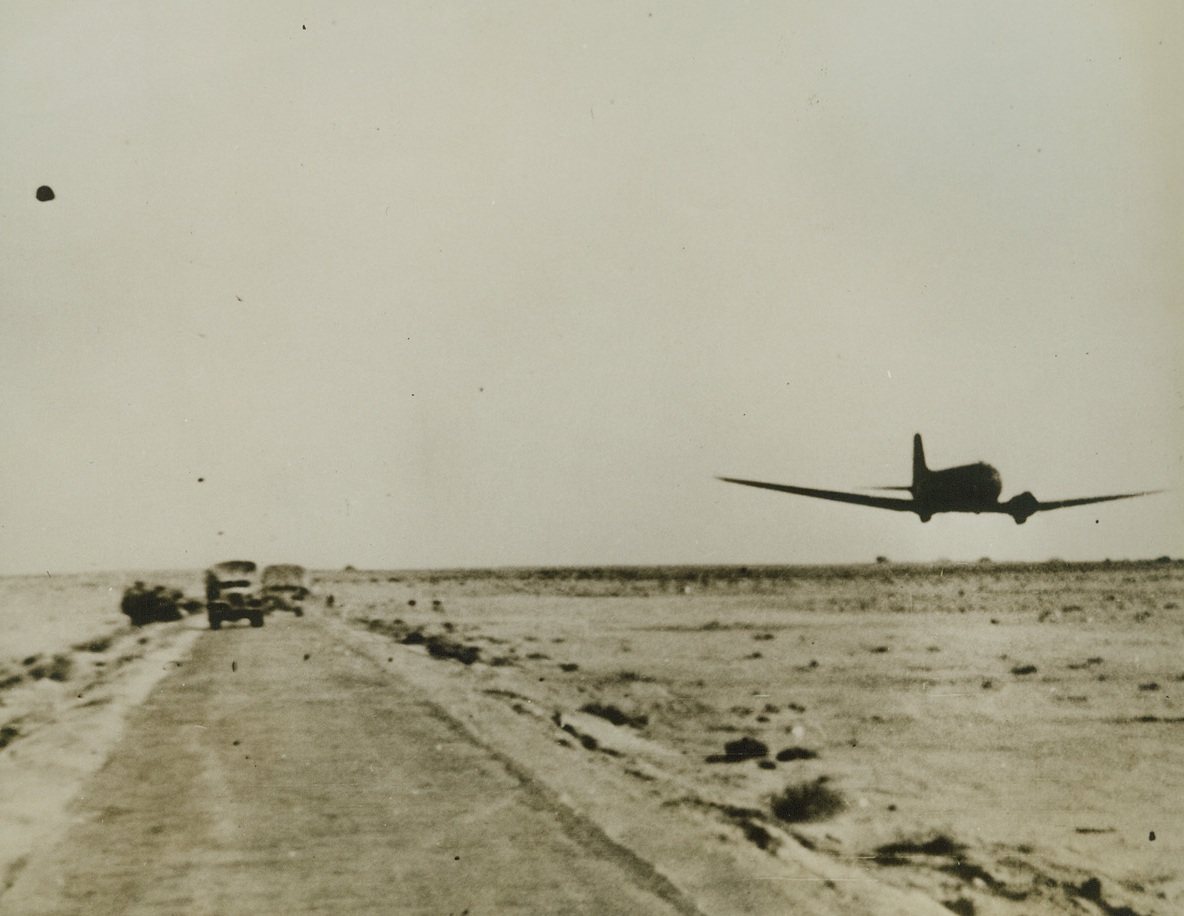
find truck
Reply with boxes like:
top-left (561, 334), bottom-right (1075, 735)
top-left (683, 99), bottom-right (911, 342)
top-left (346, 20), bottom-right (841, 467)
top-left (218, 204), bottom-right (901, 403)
top-left (261, 564), bottom-right (309, 616)
top-left (204, 560), bottom-right (265, 630)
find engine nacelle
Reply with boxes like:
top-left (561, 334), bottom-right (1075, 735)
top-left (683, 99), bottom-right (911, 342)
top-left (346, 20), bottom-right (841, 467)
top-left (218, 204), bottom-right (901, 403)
top-left (1005, 491), bottom-right (1039, 524)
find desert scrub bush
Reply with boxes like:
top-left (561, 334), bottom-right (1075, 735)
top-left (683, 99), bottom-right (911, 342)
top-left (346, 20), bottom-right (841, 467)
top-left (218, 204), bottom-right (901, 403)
top-left (579, 703), bottom-right (648, 729)
top-left (27, 654), bottom-right (74, 682)
top-left (73, 635), bottom-right (115, 653)
top-left (769, 778), bottom-right (846, 823)
top-left (874, 833), bottom-right (966, 865)
top-left (0, 666), bottom-right (23, 690)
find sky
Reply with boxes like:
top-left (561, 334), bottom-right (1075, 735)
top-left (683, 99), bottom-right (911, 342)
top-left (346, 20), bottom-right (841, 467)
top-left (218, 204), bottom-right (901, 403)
top-left (1, 2), bottom-right (1181, 575)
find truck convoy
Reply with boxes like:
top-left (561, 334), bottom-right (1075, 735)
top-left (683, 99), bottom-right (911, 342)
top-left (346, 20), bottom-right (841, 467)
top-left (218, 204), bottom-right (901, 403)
top-left (122, 561), bottom-right (312, 630)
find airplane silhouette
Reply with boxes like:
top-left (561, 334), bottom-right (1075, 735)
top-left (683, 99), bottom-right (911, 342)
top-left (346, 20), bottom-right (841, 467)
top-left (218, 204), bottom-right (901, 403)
top-left (719, 434), bottom-right (1158, 524)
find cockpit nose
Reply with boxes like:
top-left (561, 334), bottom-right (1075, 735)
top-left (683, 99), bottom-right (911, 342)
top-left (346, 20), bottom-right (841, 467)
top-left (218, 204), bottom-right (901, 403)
top-left (971, 463), bottom-right (1003, 502)
top-left (985, 466), bottom-right (1003, 501)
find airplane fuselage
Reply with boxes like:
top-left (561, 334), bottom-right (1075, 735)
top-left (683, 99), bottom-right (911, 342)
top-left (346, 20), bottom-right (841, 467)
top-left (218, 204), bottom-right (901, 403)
top-left (914, 462), bottom-right (1003, 519)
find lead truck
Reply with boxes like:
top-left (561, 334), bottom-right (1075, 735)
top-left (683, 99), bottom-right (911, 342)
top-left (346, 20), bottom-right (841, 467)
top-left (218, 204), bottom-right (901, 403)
top-left (205, 560), bottom-right (265, 629)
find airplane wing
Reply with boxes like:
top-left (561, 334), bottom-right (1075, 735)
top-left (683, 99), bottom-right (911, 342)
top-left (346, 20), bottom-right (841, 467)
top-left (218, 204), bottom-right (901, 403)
top-left (717, 477), bottom-right (917, 513)
top-left (1031, 491), bottom-right (1162, 513)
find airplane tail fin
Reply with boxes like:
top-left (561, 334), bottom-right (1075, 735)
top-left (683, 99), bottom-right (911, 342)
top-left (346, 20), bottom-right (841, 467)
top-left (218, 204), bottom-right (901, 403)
top-left (912, 433), bottom-right (927, 490)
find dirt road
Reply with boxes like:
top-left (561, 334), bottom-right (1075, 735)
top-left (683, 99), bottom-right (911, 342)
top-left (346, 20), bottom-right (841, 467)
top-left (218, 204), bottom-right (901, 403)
top-left (1, 615), bottom-right (695, 915)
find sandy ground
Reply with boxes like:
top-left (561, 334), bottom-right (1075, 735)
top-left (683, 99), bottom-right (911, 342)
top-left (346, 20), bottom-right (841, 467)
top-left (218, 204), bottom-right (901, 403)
top-left (1, 561), bottom-right (1180, 914)
top-left (325, 562), bottom-right (1184, 916)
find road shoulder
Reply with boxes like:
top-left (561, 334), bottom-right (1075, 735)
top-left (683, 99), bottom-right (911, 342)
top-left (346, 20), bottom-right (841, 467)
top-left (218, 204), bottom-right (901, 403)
top-left (0, 620), bottom-right (203, 894)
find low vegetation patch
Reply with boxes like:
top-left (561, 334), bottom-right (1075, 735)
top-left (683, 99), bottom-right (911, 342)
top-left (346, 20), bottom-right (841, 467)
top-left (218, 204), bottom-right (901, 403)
top-left (359, 618), bottom-right (481, 665)
top-left (703, 803), bottom-right (781, 853)
top-left (874, 833), bottom-right (967, 865)
top-left (706, 736), bottom-right (768, 763)
top-left (579, 702), bottom-right (648, 729)
top-left (72, 635), bottom-right (115, 653)
top-left (775, 746), bottom-right (819, 762)
top-left (769, 778), bottom-right (846, 823)
top-left (422, 635), bottom-right (480, 665)
top-left (27, 654), bottom-right (73, 682)
top-left (1067, 876), bottom-right (1143, 915)
top-left (611, 670), bottom-right (655, 683)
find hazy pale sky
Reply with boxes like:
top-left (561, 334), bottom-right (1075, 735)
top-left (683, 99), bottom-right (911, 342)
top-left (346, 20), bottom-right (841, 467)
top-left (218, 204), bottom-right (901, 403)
top-left (2, 2), bottom-right (1180, 574)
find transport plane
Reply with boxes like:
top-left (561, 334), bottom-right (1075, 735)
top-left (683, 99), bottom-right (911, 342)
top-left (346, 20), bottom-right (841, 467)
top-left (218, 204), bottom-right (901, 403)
top-left (719, 434), bottom-right (1158, 524)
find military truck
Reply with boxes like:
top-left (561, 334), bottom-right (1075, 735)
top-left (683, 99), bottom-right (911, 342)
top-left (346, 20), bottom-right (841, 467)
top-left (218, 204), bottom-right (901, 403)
top-left (205, 560), bottom-right (265, 629)
top-left (261, 564), bottom-right (309, 616)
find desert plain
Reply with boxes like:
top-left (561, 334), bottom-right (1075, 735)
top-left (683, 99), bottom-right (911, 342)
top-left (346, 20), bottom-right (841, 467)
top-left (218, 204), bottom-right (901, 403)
top-left (1, 560), bottom-right (1181, 914)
